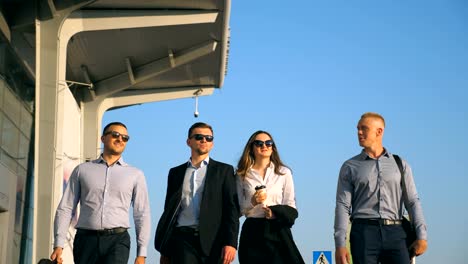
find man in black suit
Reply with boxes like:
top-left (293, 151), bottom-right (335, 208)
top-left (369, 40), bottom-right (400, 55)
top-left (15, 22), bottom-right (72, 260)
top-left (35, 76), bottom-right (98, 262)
top-left (155, 122), bottom-right (240, 264)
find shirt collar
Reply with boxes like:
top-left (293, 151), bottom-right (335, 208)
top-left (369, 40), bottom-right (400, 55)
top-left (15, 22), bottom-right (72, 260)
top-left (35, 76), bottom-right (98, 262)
top-left (95, 155), bottom-right (126, 166)
top-left (360, 148), bottom-right (391, 160)
top-left (187, 156), bottom-right (210, 168)
top-left (248, 161), bottom-right (275, 172)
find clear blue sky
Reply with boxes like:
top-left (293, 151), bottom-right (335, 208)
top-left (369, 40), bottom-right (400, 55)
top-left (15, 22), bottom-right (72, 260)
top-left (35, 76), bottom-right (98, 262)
top-left (103, 1), bottom-right (468, 263)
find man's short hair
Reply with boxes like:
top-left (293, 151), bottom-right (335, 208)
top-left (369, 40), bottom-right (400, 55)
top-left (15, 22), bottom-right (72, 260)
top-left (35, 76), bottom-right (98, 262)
top-left (188, 122), bottom-right (213, 138)
top-left (360, 112), bottom-right (385, 127)
top-left (102, 122), bottom-right (127, 135)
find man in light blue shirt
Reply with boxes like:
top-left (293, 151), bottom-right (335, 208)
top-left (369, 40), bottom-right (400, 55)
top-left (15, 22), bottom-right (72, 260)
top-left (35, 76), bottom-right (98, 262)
top-left (177, 158), bottom-right (209, 228)
top-left (334, 112), bottom-right (428, 264)
top-left (155, 122), bottom-right (239, 264)
top-left (51, 122), bottom-right (151, 264)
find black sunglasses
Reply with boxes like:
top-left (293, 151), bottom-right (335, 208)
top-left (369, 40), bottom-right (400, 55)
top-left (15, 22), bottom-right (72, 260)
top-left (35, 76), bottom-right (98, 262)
top-left (104, 131), bottom-right (130, 142)
top-left (253, 140), bottom-right (274, 148)
top-left (190, 134), bottom-right (214, 142)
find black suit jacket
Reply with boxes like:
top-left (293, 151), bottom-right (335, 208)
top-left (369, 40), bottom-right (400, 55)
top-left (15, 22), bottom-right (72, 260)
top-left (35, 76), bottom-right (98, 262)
top-left (155, 158), bottom-right (240, 257)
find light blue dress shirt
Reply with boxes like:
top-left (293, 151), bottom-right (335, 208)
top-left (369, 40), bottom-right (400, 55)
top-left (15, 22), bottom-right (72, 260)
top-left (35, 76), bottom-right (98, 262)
top-left (334, 150), bottom-right (427, 248)
top-left (177, 157), bottom-right (209, 227)
top-left (53, 156), bottom-right (151, 256)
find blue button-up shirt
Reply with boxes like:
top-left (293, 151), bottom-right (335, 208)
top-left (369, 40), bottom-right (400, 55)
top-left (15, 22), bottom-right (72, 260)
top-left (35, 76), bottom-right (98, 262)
top-left (334, 150), bottom-right (427, 247)
top-left (54, 156), bottom-right (151, 256)
top-left (177, 157), bottom-right (209, 227)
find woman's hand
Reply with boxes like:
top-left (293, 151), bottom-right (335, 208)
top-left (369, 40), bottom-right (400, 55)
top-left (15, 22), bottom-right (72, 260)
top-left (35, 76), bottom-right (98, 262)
top-left (251, 189), bottom-right (267, 205)
top-left (263, 206), bottom-right (275, 219)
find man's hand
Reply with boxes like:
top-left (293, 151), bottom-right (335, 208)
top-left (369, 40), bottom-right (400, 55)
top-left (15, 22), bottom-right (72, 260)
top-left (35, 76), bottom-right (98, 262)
top-left (50, 247), bottom-right (63, 264)
top-left (222, 245), bottom-right (236, 264)
top-left (410, 239), bottom-right (428, 257)
top-left (160, 255), bottom-right (170, 264)
top-left (134, 256), bottom-right (146, 264)
top-left (335, 247), bottom-right (351, 264)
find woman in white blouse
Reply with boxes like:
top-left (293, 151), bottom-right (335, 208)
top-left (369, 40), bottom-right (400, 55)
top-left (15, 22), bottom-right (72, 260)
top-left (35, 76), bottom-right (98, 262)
top-left (236, 130), bottom-right (304, 264)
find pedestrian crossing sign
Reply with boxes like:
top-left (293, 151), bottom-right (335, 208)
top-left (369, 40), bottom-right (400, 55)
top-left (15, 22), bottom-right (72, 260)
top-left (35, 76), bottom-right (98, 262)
top-left (313, 251), bottom-right (332, 264)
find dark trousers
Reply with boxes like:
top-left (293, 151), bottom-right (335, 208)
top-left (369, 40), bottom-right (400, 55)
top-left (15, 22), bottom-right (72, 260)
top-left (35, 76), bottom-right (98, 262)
top-left (73, 229), bottom-right (130, 264)
top-left (238, 218), bottom-right (285, 264)
top-left (170, 229), bottom-right (211, 264)
top-left (350, 222), bottom-right (410, 264)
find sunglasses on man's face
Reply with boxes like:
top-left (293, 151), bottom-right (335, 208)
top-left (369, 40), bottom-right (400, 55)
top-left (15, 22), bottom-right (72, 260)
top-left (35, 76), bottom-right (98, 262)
top-left (253, 140), bottom-right (274, 148)
top-left (190, 134), bottom-right (214, 142)
top-left (104, 131), bottom-right (130, 142)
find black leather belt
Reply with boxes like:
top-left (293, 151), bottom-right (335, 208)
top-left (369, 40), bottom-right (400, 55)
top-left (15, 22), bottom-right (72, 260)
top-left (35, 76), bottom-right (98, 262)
top-left (77, 227), bottom-right (127, 235)
top-left (175, 226), bottom-right (199, 236)
top-left (353, 218), bottom-right (402, 226)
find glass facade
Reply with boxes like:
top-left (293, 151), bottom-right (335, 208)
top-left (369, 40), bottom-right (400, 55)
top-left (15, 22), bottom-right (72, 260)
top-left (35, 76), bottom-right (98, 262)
top-left (0, 40), bottom-right (35, 264)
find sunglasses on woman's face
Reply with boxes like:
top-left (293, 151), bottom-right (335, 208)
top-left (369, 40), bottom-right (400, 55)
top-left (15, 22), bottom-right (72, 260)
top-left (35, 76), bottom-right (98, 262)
top-left (253, 140), bottom-right (274, 148)
top-left (104, 131), bottom-right (130, 142)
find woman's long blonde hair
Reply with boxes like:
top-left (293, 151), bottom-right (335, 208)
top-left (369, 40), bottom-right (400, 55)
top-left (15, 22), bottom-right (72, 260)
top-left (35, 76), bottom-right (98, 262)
top-left (236, 130), bottom-right (289, 178)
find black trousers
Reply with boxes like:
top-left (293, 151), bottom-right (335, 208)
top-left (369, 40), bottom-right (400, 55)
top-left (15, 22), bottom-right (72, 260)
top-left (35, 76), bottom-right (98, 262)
top-left (350, 222), bottom-right (410, 264)
top-left (238, 218), bottom-right (285, 264)
top-left (170, 228), bottom-right (222, 264)
top-left (73, 229), bottom-right (130, 264)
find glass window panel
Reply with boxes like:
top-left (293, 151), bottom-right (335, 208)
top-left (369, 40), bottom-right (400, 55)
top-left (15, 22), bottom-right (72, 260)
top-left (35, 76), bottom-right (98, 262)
top-left (0, 112), bottom-right (2, 146)
top-left (3, 87), bottom-right (20, 126)
top-left (1, 115), bottom-right (19, 158)
top-left (18, 134), bottom-right (29, 169)
top-left (20, 107), bottom-right (32, 139)
top-left (0, 77), bottom-right (4, 109)
top-left (0, 148), bottom-right (18, 173)
top-left (12, 232), bottom-right (21, 264)
top-left (15, 199), bottom-right (24, 233)
top-left (16, 166), bottom-right (26, 202)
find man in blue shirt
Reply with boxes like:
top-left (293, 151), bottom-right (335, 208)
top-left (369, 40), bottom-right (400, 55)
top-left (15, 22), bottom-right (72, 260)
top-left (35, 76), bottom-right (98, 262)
top-left (334, 112), bottom-right (428, 264)
top-left (50, 122), bottom-right (151, 264)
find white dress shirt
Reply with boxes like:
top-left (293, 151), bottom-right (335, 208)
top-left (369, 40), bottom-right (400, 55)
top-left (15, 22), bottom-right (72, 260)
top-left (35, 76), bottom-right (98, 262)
top-left (237, 162), bottom-right (296, 218)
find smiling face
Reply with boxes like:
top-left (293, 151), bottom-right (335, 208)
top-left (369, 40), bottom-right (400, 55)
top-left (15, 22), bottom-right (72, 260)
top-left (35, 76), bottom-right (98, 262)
top-left (357, 117), bottom-right (384, 149)
top-left (101, 124), bottom-right (128, 156)
top-left (252, 133), bottom-right (274, 160)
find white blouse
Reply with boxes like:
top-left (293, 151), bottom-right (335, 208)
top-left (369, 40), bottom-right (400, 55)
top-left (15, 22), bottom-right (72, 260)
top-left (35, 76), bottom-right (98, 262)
top-left (237, 162), bottom-right (296, 218)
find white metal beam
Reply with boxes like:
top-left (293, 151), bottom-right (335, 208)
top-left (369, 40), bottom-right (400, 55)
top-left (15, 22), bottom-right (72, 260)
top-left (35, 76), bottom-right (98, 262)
top-left (60, 10), bottom-right (218, 46)
top-left (33, 1), bottom-right (94, 262)
top-left (0, 10), bottom-right (10, 41)
top-left (82, 87), bottom-right (215, 160)
top-left (91, 40), bottom-right (217, 100)
top-left (107, 86), bottom-right (215, 108)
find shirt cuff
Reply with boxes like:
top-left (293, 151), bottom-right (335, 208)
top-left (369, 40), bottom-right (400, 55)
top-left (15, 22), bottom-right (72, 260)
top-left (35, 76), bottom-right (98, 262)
top-left (137, 246), bottom-right (147, 257)
top-left (335, 241), bottom-right (346, 248)
top-left (416, 226), bottom-right (428, 241)
top-left (54, 237), bottom-right (65, 249)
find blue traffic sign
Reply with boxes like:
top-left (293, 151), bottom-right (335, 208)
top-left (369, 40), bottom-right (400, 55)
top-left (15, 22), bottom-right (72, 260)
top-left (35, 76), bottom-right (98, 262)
top-left (313, 251), bottom-right (332, 264)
